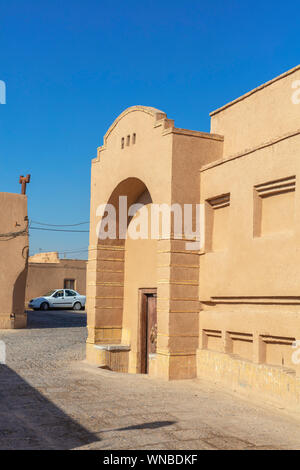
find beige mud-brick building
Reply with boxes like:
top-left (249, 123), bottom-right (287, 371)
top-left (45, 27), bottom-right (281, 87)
top-left (86, 65), bottom-right (300, 405)
top-left (0, 192), bottom-right (29, 329)
top-left (26, 252), bottom-right (87, 304)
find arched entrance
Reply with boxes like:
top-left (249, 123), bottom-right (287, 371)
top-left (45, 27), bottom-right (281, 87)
top-left (86, 105), bottom-right (203, 380)
top-left (86, 177), bottom-right (159, 374)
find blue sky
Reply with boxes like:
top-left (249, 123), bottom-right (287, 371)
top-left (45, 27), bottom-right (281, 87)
top-left (0, 0), bottom-right (299, 258)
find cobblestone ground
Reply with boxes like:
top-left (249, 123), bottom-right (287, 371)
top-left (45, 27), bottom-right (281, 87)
top-left (0, 310), bottom-right (300, 450)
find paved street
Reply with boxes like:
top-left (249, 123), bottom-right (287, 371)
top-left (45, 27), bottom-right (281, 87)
top-left (0, 310), bottom-right (300, 450)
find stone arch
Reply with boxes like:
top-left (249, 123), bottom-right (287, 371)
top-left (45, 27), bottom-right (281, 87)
top-left (86, 105), bottom-right (203, 380)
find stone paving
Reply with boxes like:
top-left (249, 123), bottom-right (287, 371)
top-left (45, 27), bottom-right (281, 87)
top-left (0, 310), bottom-right (300, 450)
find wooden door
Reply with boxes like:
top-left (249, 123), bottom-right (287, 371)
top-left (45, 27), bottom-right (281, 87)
top-left (146, 294), bottom-right (157, 373)
top-left (140, 289), bottom-right (157, 374)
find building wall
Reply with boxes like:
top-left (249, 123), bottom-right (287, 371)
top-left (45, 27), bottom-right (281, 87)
top-left (0, 192), bottom-right (28, 329)
top-left (210, 65), bottom-right (300, 157)
top-left (26, 252), bottom-right (87, 304)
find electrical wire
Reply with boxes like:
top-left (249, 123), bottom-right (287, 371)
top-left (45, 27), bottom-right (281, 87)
top-left (30, 219), bottom-right (89, 227)
top-left (29, 227), bottom-right (89, 233)
top-left (58, 249), bottom-right (89, 254)
top-left (0, 222), bottom-right (28, 241)
top-left (57, 247), bottom-right (88, 253)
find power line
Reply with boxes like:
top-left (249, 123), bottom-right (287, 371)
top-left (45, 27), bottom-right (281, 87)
top-left (58, 249), bottom-right (89, 254)
top-left (30, 227), bottom-right (89, 233)
top-left (0, 227), bottom-right (28, 241)
top-left (30, 219), bottom-right (90, 227)
top-left (57, 247), bottom-right (88, 253)
top-left (34, 247), bottom-right (88, 254)
top-left (0, 221), bottom-right (29, 241)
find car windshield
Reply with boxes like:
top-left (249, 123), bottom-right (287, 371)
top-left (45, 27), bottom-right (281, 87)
top-left (43, 290), bottom-right (56, 297)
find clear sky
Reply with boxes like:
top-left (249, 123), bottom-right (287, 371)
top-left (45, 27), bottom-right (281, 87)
top-left (0, 0), bottom-right (299, 258)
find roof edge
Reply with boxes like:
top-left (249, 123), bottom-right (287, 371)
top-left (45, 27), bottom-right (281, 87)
top-left (210, 64), bottom-right (300, 117)
top-left (104, 105), bottom-right (166, 143)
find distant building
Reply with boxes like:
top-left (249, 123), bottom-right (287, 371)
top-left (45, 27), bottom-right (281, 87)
top-left (26, 252), bottom-right (87, 304)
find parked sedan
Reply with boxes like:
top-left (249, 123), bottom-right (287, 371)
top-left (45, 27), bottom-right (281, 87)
top-left (28, 289), bottom-right (86, 311)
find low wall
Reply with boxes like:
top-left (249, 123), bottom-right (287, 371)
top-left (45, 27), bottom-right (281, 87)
top-left (197, 349), bottom-right (300, 407)
top-left (198, 307), bottom-right (300, 406)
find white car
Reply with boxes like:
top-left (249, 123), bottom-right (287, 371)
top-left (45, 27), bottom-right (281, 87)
top-left (29, 289), bottom-right (86, 311)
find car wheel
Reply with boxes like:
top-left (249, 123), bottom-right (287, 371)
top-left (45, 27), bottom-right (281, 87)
top-left (73, 302), bottom-right (81, 311)
top-left (40, 302), bottom-right (49, 311)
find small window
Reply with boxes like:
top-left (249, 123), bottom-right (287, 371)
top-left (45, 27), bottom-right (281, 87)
top-left (253, 176), bottom-right (296, 237)
top-left (64, 279), bottom-right (75, 289)
top-left (205, 193), bottom-right (230, 252)
top-left (121, 137), bottom-right (125, 149)
top-left (126, 135), bottom-right (130, 146)
top-left (132, 133), bottom-right (136, 144)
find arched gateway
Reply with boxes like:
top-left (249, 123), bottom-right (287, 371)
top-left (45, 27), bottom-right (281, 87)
top-left (86, 105), bottom-right (223, 379)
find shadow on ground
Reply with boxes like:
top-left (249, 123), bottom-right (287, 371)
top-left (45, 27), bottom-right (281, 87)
top-left (26, 310), bottom-right (87, 329)
top-left (0, 364), bottom-right (98, 450)
top-left (102, 421), bottom-right (176, 433)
